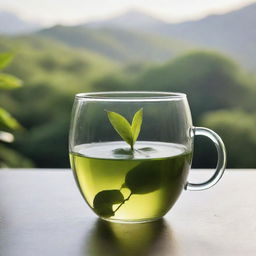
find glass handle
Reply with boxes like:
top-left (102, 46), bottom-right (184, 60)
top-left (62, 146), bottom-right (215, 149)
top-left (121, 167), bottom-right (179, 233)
top-left (185, 127), bottom-right (227, 191)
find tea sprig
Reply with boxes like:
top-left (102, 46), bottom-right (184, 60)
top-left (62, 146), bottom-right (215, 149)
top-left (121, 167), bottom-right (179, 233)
top-left (93, 159), bottom-right (163, 218)
top-left (106, 108), bottom-right (143, 150)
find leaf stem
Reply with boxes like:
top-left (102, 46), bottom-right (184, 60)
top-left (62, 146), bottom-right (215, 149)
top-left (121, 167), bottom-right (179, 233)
top-left (113, 191), bottom-right (133, 214)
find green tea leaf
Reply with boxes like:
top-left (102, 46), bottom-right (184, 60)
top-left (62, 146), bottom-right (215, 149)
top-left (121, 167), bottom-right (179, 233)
top-left (131, 108), bottom-right (143, 143)
top-left (106, 108), bottom-right (143, 150)
top-left (125, 161), bottom-right (162, 194)
top-left (0, 73), bottom-right (23, 89)
top-left (0, 107), bottom-right (22, 130)
top-left (93, 190), bottom-right (124, 217)
top-left (106, 110), bottom-right (133, 147)
top-left (0, 53), bottom-right (13, 70)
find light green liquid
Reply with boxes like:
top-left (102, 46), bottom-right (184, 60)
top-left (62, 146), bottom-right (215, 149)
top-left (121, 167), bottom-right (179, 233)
top-left (70, 141), bottom-right (192, 222)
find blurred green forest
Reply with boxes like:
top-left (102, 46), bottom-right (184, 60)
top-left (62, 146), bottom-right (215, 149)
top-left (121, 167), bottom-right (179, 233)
top-left (0, 34), bottom-right (256, 168)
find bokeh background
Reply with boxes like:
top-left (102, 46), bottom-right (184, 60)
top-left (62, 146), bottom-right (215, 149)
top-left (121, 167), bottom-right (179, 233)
top-left (0, 0), bottom-right (256, 168)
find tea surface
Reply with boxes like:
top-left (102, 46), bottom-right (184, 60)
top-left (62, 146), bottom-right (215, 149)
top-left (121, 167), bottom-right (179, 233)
top-left (70, 141), bottom-right (192, 222)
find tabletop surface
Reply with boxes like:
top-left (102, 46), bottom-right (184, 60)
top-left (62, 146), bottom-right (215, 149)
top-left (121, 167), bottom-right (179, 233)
top-left (0, 169), bottom-right (255, 256)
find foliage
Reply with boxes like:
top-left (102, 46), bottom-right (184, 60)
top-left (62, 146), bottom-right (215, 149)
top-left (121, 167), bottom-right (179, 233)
top-left (38, 25), bottom-right (195, 63)
top-left (0, 35), bottom-right (117, 93)
top-left (0, 34), bottom-right (256, 168)
top-left (0, 107), bottom-right (21, 131)
top-left (0, 144), bottom-right (33, 168)
top-left (127, 51), bottom-right (250, 122)
top-left (201, 110), bottom-right (256, 168)
top-left (0, 52), bottom-right (33, 167)
top-left (15, 118), bottom-right (70, 168)
top-left (0, 35), bottom-right (118, 167)
top-left (0, 52), bottom-right (22, 132)
top-left (93, 51), bottom-right (256, 168)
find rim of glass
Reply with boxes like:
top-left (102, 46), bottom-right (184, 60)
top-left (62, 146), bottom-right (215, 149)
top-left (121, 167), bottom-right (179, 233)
top-left (75, 91), bottom-right (187, 102)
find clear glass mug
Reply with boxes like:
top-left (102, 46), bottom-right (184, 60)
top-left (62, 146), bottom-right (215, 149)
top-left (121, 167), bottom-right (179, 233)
top-left (69, 92), bottom-right (226, 223)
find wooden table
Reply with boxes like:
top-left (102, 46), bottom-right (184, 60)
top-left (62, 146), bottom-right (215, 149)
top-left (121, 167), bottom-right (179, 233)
top-left (0, 169), bottom-right (255, 256)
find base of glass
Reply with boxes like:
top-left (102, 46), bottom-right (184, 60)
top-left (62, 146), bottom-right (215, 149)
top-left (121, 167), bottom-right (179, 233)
top-left (100, 216), bottom-right (163, 224)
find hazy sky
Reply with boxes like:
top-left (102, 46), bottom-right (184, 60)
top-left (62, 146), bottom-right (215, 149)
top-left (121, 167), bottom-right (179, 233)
top-left (0, 0), bottom-right (255, 25)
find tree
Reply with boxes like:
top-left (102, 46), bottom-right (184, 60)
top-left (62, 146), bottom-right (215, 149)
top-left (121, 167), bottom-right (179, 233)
top-left (201, 110), bottom-right (256, 168)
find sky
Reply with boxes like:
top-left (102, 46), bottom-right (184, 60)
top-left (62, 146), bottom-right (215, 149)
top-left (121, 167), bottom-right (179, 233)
top-left (0, 0), bottom-right (255, 25)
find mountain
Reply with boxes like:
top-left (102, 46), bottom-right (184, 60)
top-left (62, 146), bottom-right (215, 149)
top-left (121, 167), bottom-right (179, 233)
top-left (0, 10), bottom-right (41, 35)
top-left (3, 3), bottom-right (256, 68)
top-left (37, 25), bottom-right (196, 63)
top-left (86, 9), bottom-right (168, 30)
top-left (83, 4), bottom-right (256, 69)
top-left (155, 3), bottom-right (256, 68)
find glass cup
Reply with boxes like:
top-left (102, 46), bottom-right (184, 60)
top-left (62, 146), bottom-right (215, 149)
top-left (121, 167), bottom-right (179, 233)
top-left (69, 92), bottom-right (226, 223)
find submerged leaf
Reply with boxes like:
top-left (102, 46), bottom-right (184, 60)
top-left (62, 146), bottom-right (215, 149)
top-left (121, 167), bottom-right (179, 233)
top-left (138, 147), bottom-right (157, 152)
top-left (131, 108), bottom-right (143, 143)
top-left (125, 161), bottom-right (162, 194)
top-left (112, 148), bottom-right (134, 159)
top-left (93, 190), bottom-right (124, 217)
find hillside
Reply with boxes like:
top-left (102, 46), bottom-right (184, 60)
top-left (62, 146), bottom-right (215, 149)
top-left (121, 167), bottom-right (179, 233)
top-left (83, 3), bottom-right (256, 69)
top-left (37, 25), bottom-right (196, 63)
top-left (157, 3), bottom-right (256, 68)
top-left (3, 3), bottom-right (256, 68)
top-left (0, 35), bottom-right (118, 167)
top-left (0, 35), bottom-right (117, 92)
top-left (93, 51), bottom-right (256, 168)
top-left (1, 38), bottom-right (256, 167)
top-left (94, 51), bottom-right (251, 119)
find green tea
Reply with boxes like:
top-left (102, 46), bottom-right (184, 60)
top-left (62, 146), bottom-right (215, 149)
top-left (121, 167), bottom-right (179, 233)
top-left (70, 141), bottom-right (192, 222)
